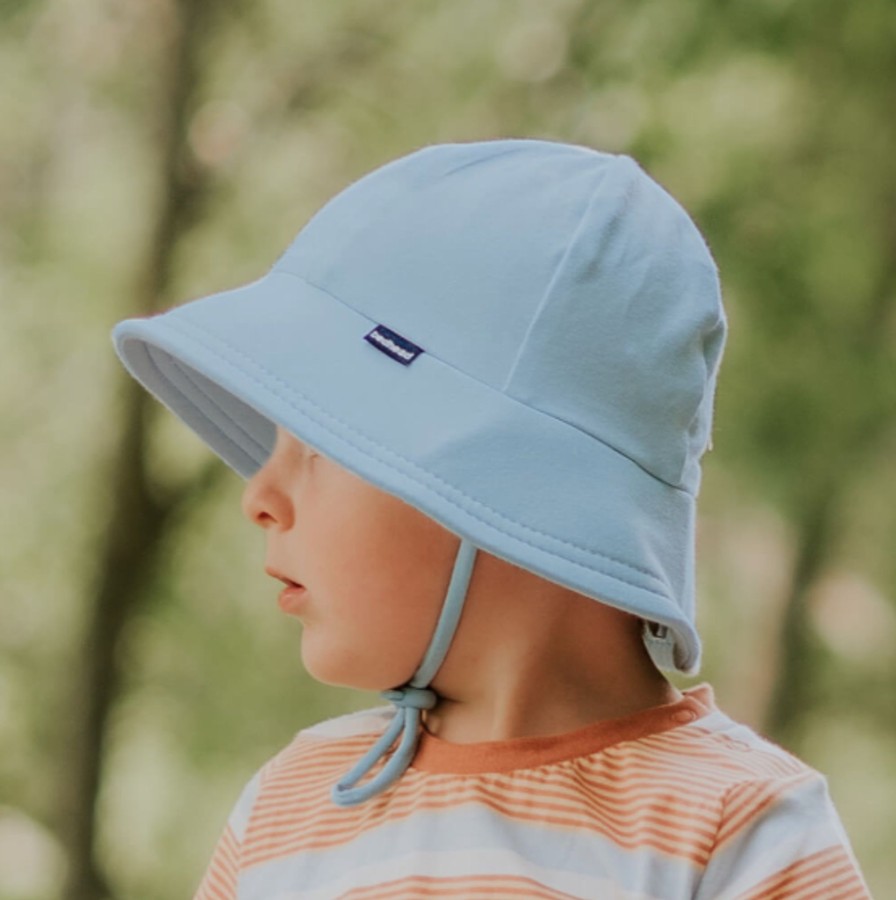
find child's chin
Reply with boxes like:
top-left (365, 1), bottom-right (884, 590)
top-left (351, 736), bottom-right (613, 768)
top-left (300, 642), bottom-right (411, 693)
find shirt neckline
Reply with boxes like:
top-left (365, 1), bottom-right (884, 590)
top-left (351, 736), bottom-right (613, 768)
top-left (409, 683), bottom-right (715, 775)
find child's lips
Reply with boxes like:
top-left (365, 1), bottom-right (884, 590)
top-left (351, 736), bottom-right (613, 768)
top-left (265, 566), bottom-right (307, 616)
top-left (277, 584), bottom-right (307, 617)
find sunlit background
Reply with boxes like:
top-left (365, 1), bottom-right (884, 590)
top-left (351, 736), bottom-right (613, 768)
top-left (2, 1), bottom-right (895, 898)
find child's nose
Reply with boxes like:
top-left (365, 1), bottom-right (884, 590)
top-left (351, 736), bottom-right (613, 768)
top-left (241, 467), bottom-right (292, 530)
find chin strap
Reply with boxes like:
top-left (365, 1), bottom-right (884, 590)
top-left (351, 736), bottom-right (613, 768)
top-left (330, 537), bottom-right (478, 807)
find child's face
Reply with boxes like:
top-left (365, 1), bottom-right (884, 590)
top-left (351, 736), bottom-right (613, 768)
top-left (241, 424), bottom-right (462, 691)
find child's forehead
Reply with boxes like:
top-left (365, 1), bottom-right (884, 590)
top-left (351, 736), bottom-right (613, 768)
top-left (276, 424), bottom-right (310, 449)
top-left (270, 424), bottom-right (322, 462)
top-left (272, 424), bottom-right (339, 470)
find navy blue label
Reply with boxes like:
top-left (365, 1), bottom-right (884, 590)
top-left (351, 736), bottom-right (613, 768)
top-left (364, 324), bottom-right (424, 366)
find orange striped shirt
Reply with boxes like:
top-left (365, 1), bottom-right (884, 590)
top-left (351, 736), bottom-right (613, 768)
top-left (194, 684), bottom-right (870, 899)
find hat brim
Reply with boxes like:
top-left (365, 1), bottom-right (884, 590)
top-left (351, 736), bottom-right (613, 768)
top-left (111, 269), bottom-right (700, 672)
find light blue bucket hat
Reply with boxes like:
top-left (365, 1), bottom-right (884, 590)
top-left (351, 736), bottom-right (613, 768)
top-left (111, 138), bottom-right (727, 805)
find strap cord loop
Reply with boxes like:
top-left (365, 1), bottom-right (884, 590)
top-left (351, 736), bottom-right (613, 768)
top-left (331, 537), bottom-right (477, 807)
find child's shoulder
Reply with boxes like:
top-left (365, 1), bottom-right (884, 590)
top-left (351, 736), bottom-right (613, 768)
top-left (647, 687), bottom-right (824, 793)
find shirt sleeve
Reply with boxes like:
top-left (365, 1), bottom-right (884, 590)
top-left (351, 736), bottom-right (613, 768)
top-left (694, 770), bottom-right (872, 900)
top-left (192, 769), bottom-right (263, 900)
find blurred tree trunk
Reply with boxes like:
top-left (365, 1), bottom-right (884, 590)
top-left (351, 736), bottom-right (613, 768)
top-left (763, 484), bottom-right (838, 746)
top-left (57, 1), bottom-right (221, 897)
top-left (762, 189), bottom-right (896, 748)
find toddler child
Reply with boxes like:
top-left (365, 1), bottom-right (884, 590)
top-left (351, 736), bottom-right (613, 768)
top-left (111, 139), bottom-right (870, 898)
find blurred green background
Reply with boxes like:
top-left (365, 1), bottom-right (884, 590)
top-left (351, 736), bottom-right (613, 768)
top-left (1, 1), bottom-right (894, 897)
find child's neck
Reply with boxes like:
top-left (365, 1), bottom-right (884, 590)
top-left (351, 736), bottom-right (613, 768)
top-left (422, 572), bottom-right (682, 744)
top-left (423, 663), bottom-right (681, 744)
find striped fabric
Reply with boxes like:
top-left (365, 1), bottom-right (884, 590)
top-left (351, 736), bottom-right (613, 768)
top-left (193, 684), bottom-right (870, 899)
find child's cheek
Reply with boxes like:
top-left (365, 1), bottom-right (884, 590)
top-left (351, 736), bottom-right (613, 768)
top-left (298, 604), bottom-right (418, 692)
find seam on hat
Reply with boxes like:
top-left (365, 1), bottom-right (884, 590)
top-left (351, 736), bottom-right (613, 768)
top-left (438, 141), bottom-right (537, 179)
top-left (270, 269), bottom-right (693, 499)
top-left (167, 316), bottom-right (676, 598)
top-left (501, 162), bottom-right (607, 394)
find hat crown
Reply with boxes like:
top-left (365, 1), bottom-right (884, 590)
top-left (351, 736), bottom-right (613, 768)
top-left (276, 139), bottom-right (725, 494)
